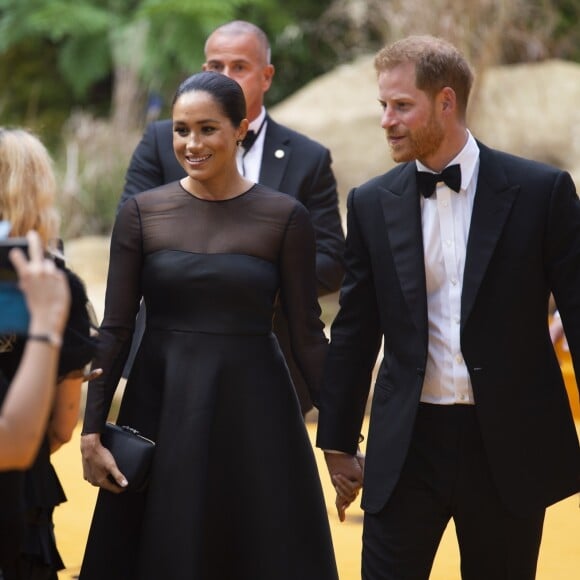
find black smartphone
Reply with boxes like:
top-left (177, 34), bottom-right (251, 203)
top-left (0, 237), bottom-right (30, 335)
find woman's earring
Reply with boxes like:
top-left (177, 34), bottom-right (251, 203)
top-left (236, 139), bottom-right (242, 146)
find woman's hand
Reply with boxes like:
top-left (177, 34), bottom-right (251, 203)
top-left (81, 433), bottom-right (128, 493)
top-left (10, 230), bottom-right (70, 339)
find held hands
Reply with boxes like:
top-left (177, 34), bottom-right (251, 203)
top-left (324, 451), bottom-right (364, 522)
top-left (81, 433), bottom-right (128, 493)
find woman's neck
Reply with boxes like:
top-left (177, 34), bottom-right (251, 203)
top-left (181, 174), bottom-right (254, 201)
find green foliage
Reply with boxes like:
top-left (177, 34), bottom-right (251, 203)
top-left (0, 38), bottom-right (73, 149)
top-left (26, 3), bottom-right (117, 39)
top-left (0, 0), bottom-right (290, 114)
top-left (551, 0), bottom-right (580, 60)
top-left (0, 0), bottom-right (117, 99)
top-left (59, 36), bottom-right (112, 98)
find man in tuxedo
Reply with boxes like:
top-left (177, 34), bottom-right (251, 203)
top-left (119, 21), bottom-right (345, 415)
top-left (317, 35), bottom-right (580, 579)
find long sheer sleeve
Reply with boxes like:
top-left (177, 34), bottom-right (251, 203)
top-left (83, 199), bottom-right (144, 433)
top-left (278, 203), bottom-right (328, 407)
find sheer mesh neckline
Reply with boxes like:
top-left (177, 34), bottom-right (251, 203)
top-left (118, 181), bottom-right (308, 262)
top-left (178, 180), bottom-right (258, 203)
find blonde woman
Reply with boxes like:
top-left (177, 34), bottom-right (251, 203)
top-left (0, 128), bottom-right (96, 580)
top-left (0, 231), bottom-right (69, 468)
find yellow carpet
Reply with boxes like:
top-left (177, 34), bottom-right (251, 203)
top-left (52, 419), bottom-right (579, 579)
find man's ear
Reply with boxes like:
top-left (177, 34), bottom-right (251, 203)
top-left (262, 64), bottom-right (275, 93)
top-left (440, 87), bottom-right (456, 114)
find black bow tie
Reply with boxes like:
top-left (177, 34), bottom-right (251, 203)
top-left (242, 130), bottom-right (257, 152)
top-left (416, 164), bottom-right (461, 198)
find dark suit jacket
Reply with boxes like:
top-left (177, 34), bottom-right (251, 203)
top-left (120, 116), bottom-right (345, 413)
top-left (316, 141), bottom-right (580, 516)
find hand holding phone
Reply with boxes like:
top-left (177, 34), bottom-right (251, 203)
top-left (1, 232), bottom-right (70, 339)
top-left (0, 237), bottom-right (30, 335)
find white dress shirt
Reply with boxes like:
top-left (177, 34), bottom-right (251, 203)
top-left (237, 107), bottom-right (267, 182)
top-left (417, 132), bottom-right (480, 405)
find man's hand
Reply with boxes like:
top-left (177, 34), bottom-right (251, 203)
top-left (324, 452), bottom-right (364, 522)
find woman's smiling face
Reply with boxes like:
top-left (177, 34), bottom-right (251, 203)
top-left (172, 90), bottom-right (245, 184)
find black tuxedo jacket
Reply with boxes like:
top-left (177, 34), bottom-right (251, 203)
top-left (317, 141), bottom-right (580, 516)
top-left (119, 116), bottom-right (345, 413)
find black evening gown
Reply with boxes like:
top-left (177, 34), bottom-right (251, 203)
top-left (80, 182), bottom-right (339, 580)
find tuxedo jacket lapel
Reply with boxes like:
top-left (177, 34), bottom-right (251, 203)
top-left (380, 165), bottom-right (428, 338)
top-left (378, 150), bottom-right (519, 338)
top-left (461, 144), bottom-right (519, 326)
top-left (259, 117), bottom-right (290, 191)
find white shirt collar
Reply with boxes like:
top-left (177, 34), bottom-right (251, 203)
top-left (416, 130), bottom-right (479, 192)
top-left (248, 107), bottom-right (267, 133)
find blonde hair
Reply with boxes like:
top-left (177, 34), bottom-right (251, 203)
top-left (0, 128), bottom-right (60, 247)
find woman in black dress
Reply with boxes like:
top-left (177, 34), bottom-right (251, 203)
top-left (80, 71), bottom-right (338, 579)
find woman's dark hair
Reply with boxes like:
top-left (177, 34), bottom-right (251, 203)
top-left (172, 71), bottom-right (247, 127)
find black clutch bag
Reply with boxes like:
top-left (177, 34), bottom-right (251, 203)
top-left (101, 423), bottom-right (155, 493)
